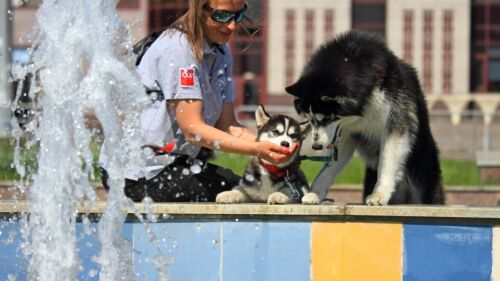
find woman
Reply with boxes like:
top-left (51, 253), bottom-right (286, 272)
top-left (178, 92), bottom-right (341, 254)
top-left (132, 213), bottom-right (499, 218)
top-left (100, 0), bottom-right (298, 202)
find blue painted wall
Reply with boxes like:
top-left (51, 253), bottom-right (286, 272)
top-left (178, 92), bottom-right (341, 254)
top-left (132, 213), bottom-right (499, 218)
top-left (403, 224), bottom-right (493, 281)
top-left (0, 218), bottom-right (497, 281)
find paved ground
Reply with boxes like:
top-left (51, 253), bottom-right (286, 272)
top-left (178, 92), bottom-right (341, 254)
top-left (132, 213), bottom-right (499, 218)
top-left (1, 183), bottom-right (498, 206)
top-left (327, 185), bottom-right (500, 206)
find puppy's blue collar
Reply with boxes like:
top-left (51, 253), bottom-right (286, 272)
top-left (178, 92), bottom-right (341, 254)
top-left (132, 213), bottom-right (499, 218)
top-left (299, 155), bottom-right (331, 162)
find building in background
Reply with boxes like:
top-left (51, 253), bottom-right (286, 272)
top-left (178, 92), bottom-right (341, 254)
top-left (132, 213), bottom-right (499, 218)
top-left (9, 0), bottom-right (500, 104)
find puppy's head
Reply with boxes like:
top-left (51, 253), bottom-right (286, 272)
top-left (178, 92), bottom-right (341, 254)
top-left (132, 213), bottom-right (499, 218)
top-left (255, 105), bottom-right (311, 166)
top-left (285, 30), bottom-right (390, 149)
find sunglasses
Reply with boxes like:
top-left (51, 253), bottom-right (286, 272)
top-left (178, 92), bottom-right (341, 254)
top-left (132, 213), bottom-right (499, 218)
top-left (203, 3), bottom-right (247, 24)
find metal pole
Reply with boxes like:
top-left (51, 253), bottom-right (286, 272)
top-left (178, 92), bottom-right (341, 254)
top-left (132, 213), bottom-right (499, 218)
top-left (483, 123), bottom-right (491, 151)
top-left (0, 0), bottom-right (13, 137)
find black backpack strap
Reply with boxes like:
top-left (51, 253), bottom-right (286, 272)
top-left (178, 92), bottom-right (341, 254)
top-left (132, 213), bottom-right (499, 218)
top-left (133, 30), bottom-right (167, 101)
top-left (133, 29), bottom-right (165, 66)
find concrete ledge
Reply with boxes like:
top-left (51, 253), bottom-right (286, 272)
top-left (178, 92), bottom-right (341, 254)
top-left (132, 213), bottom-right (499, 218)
top-left (1, 201), bottom-right (499, 280)
top-left (2, 201), bottom-right (499, 224)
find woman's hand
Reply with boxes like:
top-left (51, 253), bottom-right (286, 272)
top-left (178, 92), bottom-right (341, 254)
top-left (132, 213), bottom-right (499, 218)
top-left (256, 141), bottom-right (300, 165)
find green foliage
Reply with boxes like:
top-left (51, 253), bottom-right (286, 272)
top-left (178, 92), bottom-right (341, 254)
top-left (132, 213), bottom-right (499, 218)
top-left (210, 152), bottom-right (499, 187)
top-left (209, 152), bottom-right (365, 184)
top-left (440, 158), bottom-right (483, 185)
top-left (0, 138), bottom-right (17, 180)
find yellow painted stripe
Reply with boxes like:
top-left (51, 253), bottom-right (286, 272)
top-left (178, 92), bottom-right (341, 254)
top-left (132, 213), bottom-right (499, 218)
top-left (311, 222), bottom-right (402, 281)
top-left (494, 227), bottom-right (500, 281)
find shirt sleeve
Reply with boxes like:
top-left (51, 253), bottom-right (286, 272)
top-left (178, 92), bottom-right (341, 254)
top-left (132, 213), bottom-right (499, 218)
top-left (222, 45), bottom-right (236, 103)
top-left (155, 33), bottom-right (203, 101)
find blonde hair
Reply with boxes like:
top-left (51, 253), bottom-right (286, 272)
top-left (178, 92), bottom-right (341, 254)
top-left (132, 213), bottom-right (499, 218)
top-left (169, 0), bottom-right (260, 62)
top-left (169, 0), bottom-right (206, 62)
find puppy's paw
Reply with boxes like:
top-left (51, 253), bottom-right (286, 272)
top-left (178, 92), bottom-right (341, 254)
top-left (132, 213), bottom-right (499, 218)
top-left (301, 192), bottom-right (321, 205)
top-left (267, 192), bottom-right (293, 205)
top-left (216, 190), bottom-right (246, 204)
top-left (365, 192), bottom-right (389, 206)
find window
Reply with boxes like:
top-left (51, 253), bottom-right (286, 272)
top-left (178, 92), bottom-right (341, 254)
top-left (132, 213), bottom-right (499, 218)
top-left (423, 10), bottom-right (434, 93)
top-left (470, 0), bottom-right (500, 93)
top-left (403, 10), bottom-right (414, 64)
top-left (305, 9), bottom-right (315, 61)
top-left (324, 9), bottom-right (335, 41)
top-left (352, 0), bottom-right (386, 38)
top-left (442, 10), bottom-right (453, 93)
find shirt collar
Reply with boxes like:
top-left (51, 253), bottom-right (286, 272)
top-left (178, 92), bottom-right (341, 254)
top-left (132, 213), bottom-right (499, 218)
top-left (203, 39), bottom-right (225, 55)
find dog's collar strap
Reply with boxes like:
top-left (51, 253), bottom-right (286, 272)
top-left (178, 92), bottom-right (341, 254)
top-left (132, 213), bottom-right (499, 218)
top-left (259, 159), bottom-right (299, 178)
top-left (300, 155), bottom-right (331, 162)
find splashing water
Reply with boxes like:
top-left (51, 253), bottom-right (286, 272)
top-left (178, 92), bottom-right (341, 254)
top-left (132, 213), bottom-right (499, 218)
top-left (11, 0), bottom-right (150, 280)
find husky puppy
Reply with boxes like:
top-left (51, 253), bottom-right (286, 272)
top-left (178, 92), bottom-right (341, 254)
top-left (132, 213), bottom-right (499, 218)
top-left (216, 105), bottom-right (311, 204)
top-left (285, 30), bottom-right (444, 205)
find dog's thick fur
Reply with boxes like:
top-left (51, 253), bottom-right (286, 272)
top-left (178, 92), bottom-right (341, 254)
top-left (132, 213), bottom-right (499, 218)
top-left (286, 30), bottom-right (444, 205)
top-left (216, 105), bottom-right (311, 204)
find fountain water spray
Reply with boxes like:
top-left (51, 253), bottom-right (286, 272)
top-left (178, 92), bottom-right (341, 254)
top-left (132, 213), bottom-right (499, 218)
top-left (12, 0), bottom-right (149, 280)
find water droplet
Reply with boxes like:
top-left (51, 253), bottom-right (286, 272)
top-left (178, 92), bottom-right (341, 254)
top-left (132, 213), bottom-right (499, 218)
top-left (214, 139), bottom-right (221, 150)
top-left (190, 164), bottom-right (202, 174)
top-left (143, 147), bottom-right (155, 159)
top-left (147, 213), bottom-right (157, 223)
top-left (244, 173), bottom-right (255, 182)
top-left (181, 168), bottom-right (190, 176)
top-left (142, 196), bottom-right (153, 205)
top-left (220, 181), bottom-right (225, 186)
top-left (195, 135), bottom-right (202, 142)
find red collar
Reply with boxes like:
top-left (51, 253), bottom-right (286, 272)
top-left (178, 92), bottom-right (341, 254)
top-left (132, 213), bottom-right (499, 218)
top-left (259, 159), bottom-right (300, 178)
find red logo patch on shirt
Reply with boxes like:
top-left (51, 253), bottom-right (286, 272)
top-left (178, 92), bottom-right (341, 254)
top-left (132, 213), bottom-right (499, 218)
top-left (179, 68), bottom-right (195, 87)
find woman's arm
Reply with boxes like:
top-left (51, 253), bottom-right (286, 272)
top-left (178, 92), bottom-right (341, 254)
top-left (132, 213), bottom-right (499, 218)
top-left (215, 102), bottom-right (256, 142)
top-left (169, 99), bottom-right (293, 165)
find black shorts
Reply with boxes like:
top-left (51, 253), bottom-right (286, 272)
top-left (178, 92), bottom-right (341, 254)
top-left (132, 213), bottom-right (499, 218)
top-left (100, 153), bottom-right (240, 202)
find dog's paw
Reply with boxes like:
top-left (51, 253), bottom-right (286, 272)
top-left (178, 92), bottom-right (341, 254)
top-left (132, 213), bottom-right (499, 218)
top-left (267, 192), bottom-right (293, 205)
top-left (365, 192), bottom-right (389, 206)
top-left (301, 192), bottom-right (321, 205)
top-left (216, 190), bottom-right (246, 204)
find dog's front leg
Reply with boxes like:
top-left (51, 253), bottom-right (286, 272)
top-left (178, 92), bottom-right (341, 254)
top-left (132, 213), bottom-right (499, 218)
top-left (365, 131), bottom-right (411, 205)
top-left (216, 187), bottom-right (250, 204)
top-left (302, 139), bottom-right (356, 204)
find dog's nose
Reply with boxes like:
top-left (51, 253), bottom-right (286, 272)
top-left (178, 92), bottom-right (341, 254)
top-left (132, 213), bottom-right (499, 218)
top-left (280, 141), bottom-right (290, 148)
top-left (312, 144), bottom-right (323, 150)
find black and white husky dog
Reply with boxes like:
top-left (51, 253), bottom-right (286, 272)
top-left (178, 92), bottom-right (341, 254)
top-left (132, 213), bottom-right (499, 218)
top-left (216, 105), bottom-right (311, 204)
top-left (286, 30), bottom-right (444, 205)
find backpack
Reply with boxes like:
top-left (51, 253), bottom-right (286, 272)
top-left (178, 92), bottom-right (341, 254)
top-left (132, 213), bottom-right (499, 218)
top-left (132, 29), bottom-right (165, 66)
top-left (132, 29), bottom-right (166, 100)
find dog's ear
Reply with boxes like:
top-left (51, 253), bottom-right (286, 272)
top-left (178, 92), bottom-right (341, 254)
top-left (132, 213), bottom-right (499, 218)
top-left (285, 81), bottom-right (300, 97)
top-left (299, 121), bottom-right (312, 137)
top-left (255, 104), bottom-right (270, 128)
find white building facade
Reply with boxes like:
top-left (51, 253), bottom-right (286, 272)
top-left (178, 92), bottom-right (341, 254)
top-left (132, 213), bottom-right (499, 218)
top-left (266, 0), bottom-right (471, 97)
